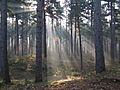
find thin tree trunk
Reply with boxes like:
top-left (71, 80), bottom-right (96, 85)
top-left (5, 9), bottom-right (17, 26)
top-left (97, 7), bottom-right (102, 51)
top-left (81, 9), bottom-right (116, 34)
top-left (119, 40), bottom-right (120, 62)
top-left (75, 0), bottom-right (83, 70)
top-left (70, 0), bottom-right (73, 56)
top-left (21, 22), bottom-right (24, 56)
top-left (74, 18), bottom-right (77, 57)
top-left (110, 2), bottom-right (115, 61)
top-left (76, 38), bottom-right (79, 56)
top-left (15, 14), bottom-right (19, 56)
top-left (11, 17), bottom-right (14, 55)
top-left (65, 10), bottom-right (68, 55)
top-left (78, 17), bottom-right (83, 70)
top-left (70, 19), bottom-right (73, 55)
top-left (44, 11), bottom-right (47, 58)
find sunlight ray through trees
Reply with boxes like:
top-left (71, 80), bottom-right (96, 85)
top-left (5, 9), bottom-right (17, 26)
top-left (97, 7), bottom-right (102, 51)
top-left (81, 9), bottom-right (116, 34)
top-left (0, 0), bottom-right (120, 89)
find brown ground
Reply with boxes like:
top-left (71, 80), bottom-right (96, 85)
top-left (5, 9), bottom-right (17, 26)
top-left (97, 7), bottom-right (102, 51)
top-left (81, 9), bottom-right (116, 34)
top-left (31, 77), bottom-right (120, 90)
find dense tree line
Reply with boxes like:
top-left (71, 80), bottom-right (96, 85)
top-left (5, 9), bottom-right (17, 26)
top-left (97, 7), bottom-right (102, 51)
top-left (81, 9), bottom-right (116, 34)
top-left (0, 0), bottom-right (120, 84)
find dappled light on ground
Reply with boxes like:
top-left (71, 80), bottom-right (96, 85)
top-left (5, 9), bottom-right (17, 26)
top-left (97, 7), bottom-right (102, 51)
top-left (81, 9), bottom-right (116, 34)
top-left (51, 76), bottom-right (84, 85)
top-left (48, 78), bottom-right (120, 90)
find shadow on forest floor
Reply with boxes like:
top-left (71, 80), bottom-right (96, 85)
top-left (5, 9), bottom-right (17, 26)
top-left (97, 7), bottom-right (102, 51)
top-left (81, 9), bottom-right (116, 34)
top-left (0, 55), bottom-right (120, 90)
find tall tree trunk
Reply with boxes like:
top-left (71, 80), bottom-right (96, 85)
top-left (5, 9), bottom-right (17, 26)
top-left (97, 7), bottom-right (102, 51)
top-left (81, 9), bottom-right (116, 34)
top-left (70, 0), bottom-right (73, 56)
top-left (44, 11), bottom-right (47, 58)
top-left (0, 0), bottom-right (11, 84)
top-left (15, 14), bottom-right (19, 56)
top-left (24, 13), bottom-right (29, 56)
top-left (89, 0), bottom-right (94, 48)
top-left (119, 40), bottom-right (120, 62)
top-left (65, 9), bottom-right (68, 55)
top-left (75, 0), bottom-right (83, 70)
top-left (74, 18), bottom-right (77, 57)
top-left (70, 18), bottom-right (73, 55)
top-left (21, 22), bottom-right (24, 56)
top-left (94, 0), bottom-right (105, 73)
top-left (35, 0), bottom-right (44, 82)
top-left (110, 2), bottom-right (115, 61)
top-left (43, 0), bottom-right (47, 82)
top-left (78, 17), bottom-right (83, 70)
top-left (10, 17), bottom-right (13, 55)
top-left (91, 0), bottom-right (94, 35)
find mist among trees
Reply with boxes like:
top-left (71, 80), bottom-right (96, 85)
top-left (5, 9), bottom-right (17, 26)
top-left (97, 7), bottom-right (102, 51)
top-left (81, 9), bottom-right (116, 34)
top-left (0, 0), bottom-right (120, 89)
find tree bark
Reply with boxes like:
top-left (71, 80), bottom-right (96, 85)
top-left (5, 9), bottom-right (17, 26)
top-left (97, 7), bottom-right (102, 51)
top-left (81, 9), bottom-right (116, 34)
top-left (119, 40), bottom-right (120, 62)
top-left (70, 18), bottom-right (73, 55)
top-left (35, 0), bottom-right (44, 82)
top-left (70, 0), bottom-right (73, 56)
top-left (74, 18), bottom-right (77, 57)
top-left (0, 0), bottom-right (11, 84)
top-left (44, 11), bottom-right (47, 58)
top-left (15, 14), bottom-right (19, 56)
top-left (21, 22), bottom-right (24, 56)
top-left (78, 17), bottom-right (83, 70)
top-left (94, 0), bottom-right (105, 73)
top-left (110, 2), bottom-right (115, 61)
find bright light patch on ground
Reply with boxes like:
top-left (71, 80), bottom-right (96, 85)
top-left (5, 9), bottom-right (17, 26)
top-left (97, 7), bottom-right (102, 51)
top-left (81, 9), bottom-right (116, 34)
top-left (51, 76), bottom-right (84, 85)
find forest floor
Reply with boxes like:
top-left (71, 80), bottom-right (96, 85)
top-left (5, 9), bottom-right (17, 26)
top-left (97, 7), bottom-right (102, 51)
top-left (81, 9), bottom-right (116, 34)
top-left (35, 76), bottom-right (120, 90)
top-left (0, 55), bottom-right (120, 90)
